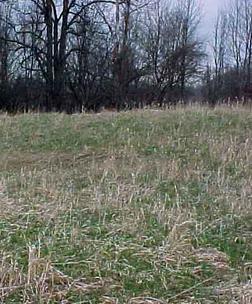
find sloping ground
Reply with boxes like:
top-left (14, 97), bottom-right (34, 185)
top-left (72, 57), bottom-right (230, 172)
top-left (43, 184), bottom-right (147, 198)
top-left (0, 107), bottom-right (251, 303)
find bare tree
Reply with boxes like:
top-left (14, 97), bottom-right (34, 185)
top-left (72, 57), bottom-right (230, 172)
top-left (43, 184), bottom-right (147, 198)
top-left (110, 0), bottom-right (148, 109)
top-left (0, 1), bottom-right (12, 85)
top-left (211, 10), bottom-right (227, 103)
top-left (206, 0), bottom-right (252, 102)
top-left (141, 0), bottom-right (203, 105)
top-left (8, 0), bottom-right (120, 111)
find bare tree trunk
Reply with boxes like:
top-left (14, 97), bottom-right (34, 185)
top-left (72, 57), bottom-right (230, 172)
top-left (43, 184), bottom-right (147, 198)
top-left (45, 0), bottom-right (54, 110)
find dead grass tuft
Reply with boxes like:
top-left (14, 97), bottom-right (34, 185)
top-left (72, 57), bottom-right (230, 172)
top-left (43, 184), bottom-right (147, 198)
top-left (129, 297), bottom-right (166, 304)
top-left (214, 282), bottom-right (252, 303)
top-left (194, 247), bottom-right (230, 271)
top-left (0, 246), bottom-right (108, 303)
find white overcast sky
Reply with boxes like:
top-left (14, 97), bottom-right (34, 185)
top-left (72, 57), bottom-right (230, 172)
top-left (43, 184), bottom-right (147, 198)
top-left (200, 0), bottom-right (224, 38)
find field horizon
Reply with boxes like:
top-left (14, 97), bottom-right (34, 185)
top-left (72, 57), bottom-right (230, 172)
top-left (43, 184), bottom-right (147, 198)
top-left (0, 106), bottom-right (251, 303)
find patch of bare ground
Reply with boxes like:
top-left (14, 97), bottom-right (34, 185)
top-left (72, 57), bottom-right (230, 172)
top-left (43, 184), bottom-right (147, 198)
top-left (0, 151), bottom-right (109, 171)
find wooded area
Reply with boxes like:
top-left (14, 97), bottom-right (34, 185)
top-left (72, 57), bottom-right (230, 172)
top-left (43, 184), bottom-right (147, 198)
top-left (0, 0), bottom-right (252, 113)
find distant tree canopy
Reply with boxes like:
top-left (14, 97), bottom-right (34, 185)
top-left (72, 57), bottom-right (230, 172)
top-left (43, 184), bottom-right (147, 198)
top-left (0, 0), bottom-right (251, 113)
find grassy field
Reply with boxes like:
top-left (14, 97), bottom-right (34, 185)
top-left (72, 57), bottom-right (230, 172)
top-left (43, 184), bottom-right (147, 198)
top-left (0, 107), bottom-right (251, 303)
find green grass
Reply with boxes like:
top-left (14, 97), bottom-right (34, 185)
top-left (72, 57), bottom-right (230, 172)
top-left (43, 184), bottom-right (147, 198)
top-left (0, 106), bottom-right (251, 303)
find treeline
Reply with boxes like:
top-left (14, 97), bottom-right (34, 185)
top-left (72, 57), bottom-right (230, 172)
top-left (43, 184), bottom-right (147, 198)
top-left (203, 0), bottom-right (252, 105)
top-left (0, 0), bottom-right (251, 113)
